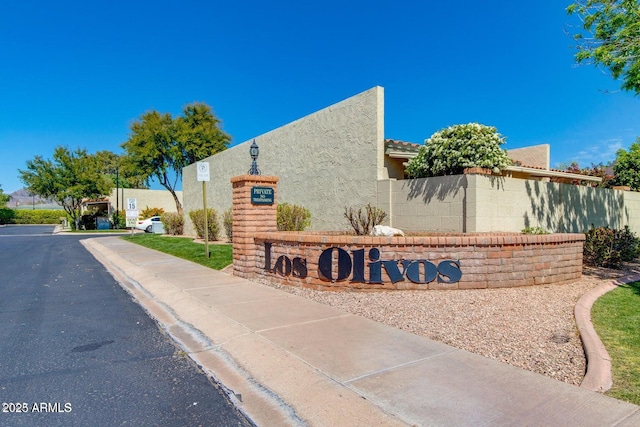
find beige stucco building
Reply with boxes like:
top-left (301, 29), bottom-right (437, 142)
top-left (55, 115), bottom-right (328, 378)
top-left (84, 189), bottom-right (183, 217)
top-left (182, 87), bottom-right (640, 237)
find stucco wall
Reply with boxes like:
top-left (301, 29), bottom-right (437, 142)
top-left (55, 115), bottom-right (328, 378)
top-left (108, 188), bottom-right (182, 214)
top-left (183, 87), bottom-right (385, 236)
top-left (386, 173), bottom-right (640, 234)
top-left (507, 144), bottom-right (550, 169)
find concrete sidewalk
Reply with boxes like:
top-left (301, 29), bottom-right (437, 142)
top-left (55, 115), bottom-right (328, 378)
top-left (82, 237), bottom-right (640, 427)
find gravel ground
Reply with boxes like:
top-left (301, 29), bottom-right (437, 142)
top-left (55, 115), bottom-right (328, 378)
top-left (260, 262), bottom-right (640, 386)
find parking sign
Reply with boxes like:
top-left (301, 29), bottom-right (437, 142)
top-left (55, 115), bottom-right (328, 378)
top-left (197, 162), bottom-right (210, 182)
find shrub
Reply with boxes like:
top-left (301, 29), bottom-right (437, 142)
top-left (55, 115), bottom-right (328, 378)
top-left (223, 208), bottom-right (233, 241)
top-left (111, 210), bottom-right (126, 229)
top-left (161, 212), bottom-right (184, 236)
top-left (583, 225), bottom-right (640, 268)
top-left (0, 208), bottom-right (16, 224)
top-left (277, 203), bottom-right (311, 231)
top-left (11, 210), bottom-right (64, 225)
top-left (189, 208), bottom-right (220, 240)
top-left (140, 206), bottom-right (165, 219)
top-left (80, 214), bottom-right (97, 230)
top-left (521, 226), bottom-right (549, 235)
top-left (344, 203), bottom-right (387, 236)
top-left (406, 123), bottom-right (512, 178)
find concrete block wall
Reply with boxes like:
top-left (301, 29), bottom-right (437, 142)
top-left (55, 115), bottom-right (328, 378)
top-left (474, 176), bottom-right (631, 233)
top-left (182, 86), bottom-right (386, 236)
top-left (468, 174), bottom-right (561, 233)
top-left (379, 176), bottom-right (465, 232)
top-left (622, 190), bottom-right (640, 233)
top-left (558, 184), bottom-right (625, 232)
top-left (387, 172), bottom-right (640, 234)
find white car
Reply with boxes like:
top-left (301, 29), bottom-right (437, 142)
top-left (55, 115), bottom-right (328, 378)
top-left (135, 216), bottom-right (162, 233)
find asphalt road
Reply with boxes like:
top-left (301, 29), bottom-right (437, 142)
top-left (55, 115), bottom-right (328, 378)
top-left (0, 225), bottom-right (253, 426)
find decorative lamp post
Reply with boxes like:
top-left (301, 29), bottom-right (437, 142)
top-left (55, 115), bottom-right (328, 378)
top-left (248, 140), bottom-right (260, 175)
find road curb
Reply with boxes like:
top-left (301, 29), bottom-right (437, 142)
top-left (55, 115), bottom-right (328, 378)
top-left (576, 272), bottom-right (640, 392)
top-left (80, 238), bottom-right (303, 426)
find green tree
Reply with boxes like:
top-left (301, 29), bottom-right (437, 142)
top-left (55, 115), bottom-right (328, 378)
top-left (406, 123), bottom-right (511, 178)
top-left (553, 161), bottom-right (615, 187)
top-left (19, 146), bottom-right (112, 230)
top-left (95, 150), bottom-right (147, 190)
top-left (581, 161), bottom-right (615, 187)
top-left (122, 103), bottom-right (230, 214)
top-left (567, 0), bottom-right (640, 94)
top-left (0, 184), bottom-right (10, 206)
top-left (614, 139), bottom-right (640, 190)
top-left (174, 103), bottom-right (231, 167)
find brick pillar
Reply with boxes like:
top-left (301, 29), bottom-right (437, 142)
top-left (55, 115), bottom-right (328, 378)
top-left (230, 175), bottom-right (279, 278)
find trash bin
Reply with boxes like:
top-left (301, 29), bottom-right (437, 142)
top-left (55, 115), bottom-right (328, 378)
top-left (151, 221), bottom-right (165, 234)
top-left (96, 217), bottom-right (110, 230)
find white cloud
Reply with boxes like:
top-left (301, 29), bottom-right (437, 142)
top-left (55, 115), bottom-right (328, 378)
top-left (569, 138), bottom-right (623, 166)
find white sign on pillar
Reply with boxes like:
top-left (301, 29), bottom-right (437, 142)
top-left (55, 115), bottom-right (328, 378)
top-left (127, 198), bottom-right (137, 210)
top-left (197, 162), bottom-right (210, 182)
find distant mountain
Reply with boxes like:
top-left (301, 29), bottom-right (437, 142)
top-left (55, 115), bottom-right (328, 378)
top-left (7, 188), bottom-right (59, 209)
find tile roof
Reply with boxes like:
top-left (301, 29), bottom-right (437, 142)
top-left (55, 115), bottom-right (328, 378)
top-left (384, 139), bottom-right (602, 183)
top-left (385, 139), bottom-right (421, 151)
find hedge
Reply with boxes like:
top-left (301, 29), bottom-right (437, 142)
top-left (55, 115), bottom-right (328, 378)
top-left (0, 209), bottom-right (65, 225)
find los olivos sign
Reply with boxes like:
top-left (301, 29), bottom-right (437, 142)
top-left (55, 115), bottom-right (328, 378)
top-left (263, 242), bottom-right (462, 285)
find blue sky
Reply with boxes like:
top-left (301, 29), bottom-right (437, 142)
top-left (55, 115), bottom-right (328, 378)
top-left (1, 0), bottom-right (638, 194)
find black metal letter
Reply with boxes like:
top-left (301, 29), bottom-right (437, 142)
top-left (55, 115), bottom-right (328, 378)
top-left (351, 249), bottom-right (366, 282)
top-left (318, 247), bottom-right (352, 281)
top-left (406, 260), bottom-right (438, 284)
top-left (275, 255), bottom-right (292, 276)
top-left (264, 242), bottom-right (274, 272)
top-left (292, 257), bottom-right (308, 278)
top-left (437, 260), bottom-right (462, 283)
top-left (367, 247), bottom-right (382, 283)
top-left (381, 261), bottom-right (405, 283)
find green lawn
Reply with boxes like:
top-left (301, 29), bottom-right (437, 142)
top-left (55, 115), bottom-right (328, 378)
top-left (591, 281), bottom-right (640, 405)
top-left (121, 234), bottom-right (232, 270)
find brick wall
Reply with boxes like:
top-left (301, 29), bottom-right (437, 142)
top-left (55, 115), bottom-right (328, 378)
top-left (249, 232), bottom-right (584, 291)
top-left (231, 175), bottom-right (278, 278)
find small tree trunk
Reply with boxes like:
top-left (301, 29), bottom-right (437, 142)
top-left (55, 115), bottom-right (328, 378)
top-left (169, 189), bottom-right (183, 215)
